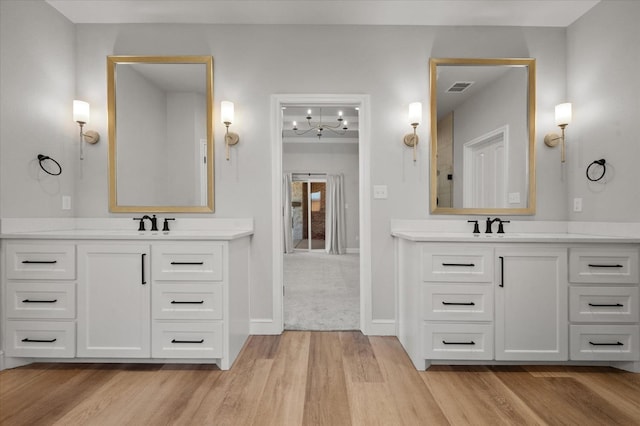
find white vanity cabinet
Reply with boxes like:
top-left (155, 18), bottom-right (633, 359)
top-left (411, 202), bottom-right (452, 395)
top-left (77, 243), bottom-right (151, 358)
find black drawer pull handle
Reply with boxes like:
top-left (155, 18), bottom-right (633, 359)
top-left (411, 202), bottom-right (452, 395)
top-left (588, 264), bottom-right (623, 268)
top-left (141, 253), bottom-right (147, 285)
top-left (171, 300), bottom-right (205, 304)
top-left (588, 303), bottom-right (624, 307)
top-left (442, 263), bottom-right (475, 267)
top-left (22, 260), bottom-right (57, 264)
top-left (499, 256), bottom-right (504, 287)
top-left (22, 299), bottom-right (58, 304)
top-left (171, 339), bottom-right (204, 344)
top-left (170, 261), bottom-right (204, 265)
top-left (22, 338), bottom-right (57, 343)
top-left (442, 301), bottom-right (475, 306)
top-left (589, 341), bottom-right (624, 346)
top-left (442, 340), bottom-right (475, 345)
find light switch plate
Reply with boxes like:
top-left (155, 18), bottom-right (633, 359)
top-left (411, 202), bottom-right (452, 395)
top-left (373, 185), bottom-right (388, 199)
top-left (508, 192), bottom-right (520, 204)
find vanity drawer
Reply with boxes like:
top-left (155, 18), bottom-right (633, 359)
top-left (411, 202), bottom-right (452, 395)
top-left (569, 286), bottom-right (639, 323)
top-left (153, 283), bottom-right (223, 320)
top-left (5, 320), bottom-right (75, 358)
top-left (6, 282), bottom-right (76, 319)
top-left (422, 246), bottom-right (493, 282)
top-left (424, 323), bottom-right (493, 360)
top-left (569, 247), bottom-right (639, 284)
top-left (152, 321), bottom-right (223, 358)
top-left (153, 244), bottom-right (223, 281)
top-left (6, 243), bottom-right (76, 280)
top-left (424, 284), bottom-right (493, 321)
top-left (570, 325), bottom-right (639, 361)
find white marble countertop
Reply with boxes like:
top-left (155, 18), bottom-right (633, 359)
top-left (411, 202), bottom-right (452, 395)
top-left (391, 231), bottom-right (640, 244)
top-left (0, 229), bottom-right (253, 241)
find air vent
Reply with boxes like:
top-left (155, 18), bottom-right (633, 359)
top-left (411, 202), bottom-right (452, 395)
top-left (446, 81), bottom-right (474, 93)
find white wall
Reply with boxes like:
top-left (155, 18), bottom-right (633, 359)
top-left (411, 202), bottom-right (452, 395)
top-left (6, 1), bottom-right (633, 327)
top-left (567, 0), bottom-right (640, 222)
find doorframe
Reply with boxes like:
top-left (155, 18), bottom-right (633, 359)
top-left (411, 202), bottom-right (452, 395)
top-left (267, 93), bottom-right (371, 335)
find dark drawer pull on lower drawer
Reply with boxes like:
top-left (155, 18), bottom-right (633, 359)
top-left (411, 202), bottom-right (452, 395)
top-left (22, 299), bottom-right (58, 304)
top-left (22, 338), bottom-right (57, 343)
top-left (442, 301), bottom-right (475, 306)
top-left (588, 303), bottom-right (624, 307)
top-left (589, 341), bottom-right (623, 346)
top-left (587, 264), bottom-right (623, 268)
top-left (21, 260), bottom-right (57, 264)
top-left (171, 300), bottom-right (205, 304)
top-left (442, 340), bottom-right (475, 345)
top-left (171, 339), bottom-right (204, 344)
top-left (442, 263), bottom-right (475, 267)
top-left (170, 261), bottom-right (204, 265)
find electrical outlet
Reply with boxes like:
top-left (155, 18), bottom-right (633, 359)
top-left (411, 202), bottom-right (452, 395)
top-left (573, 197), bottom-right (583, 212)
top-left (373, 185), bottom-right (388, 199)
top-left (508, 192), bottom-right (521, 204)
top-left (62, 195), bottom-right (71, 210)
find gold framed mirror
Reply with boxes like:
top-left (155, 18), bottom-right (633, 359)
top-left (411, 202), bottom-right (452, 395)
top-left (107, 55), bottom-right (214, 213)
top-left (429, 58), bottom-right (536, 215)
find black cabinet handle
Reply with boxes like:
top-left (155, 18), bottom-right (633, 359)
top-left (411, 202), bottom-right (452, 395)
top-left (589, 341), bottom-right (624, 346)
top-left (141, 253), bottom-right (147, 285)
top-left (499, 256), bottom-right (504, 287)
top-left (170, 261), bottom-right (204, 265)
top-left (442, 340), bottom-right (475, 345)
top-left (442, 263), bottom-right (475, 267)
top-left (588, 264), bottom-right (623, 268)
top-left (171, 300), bottom-right (205, 305)
top-left (442, 301), bottom-right (475, 306)
top-left (22, 338), bottom-right (57, 343)
top-left (171, 339), bottom-right (204, 344)
top-left (588, 303), bottom-right (624, 307)
top-left (22, 260), bottom-right (57, 264)
top-left (22, 299), bottom-right (58, 304)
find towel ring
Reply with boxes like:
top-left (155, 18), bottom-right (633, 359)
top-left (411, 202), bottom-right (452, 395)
top-left (37, 154), bottom-right (62, 176)
top-left (586, 158), bottom-right (606, 182)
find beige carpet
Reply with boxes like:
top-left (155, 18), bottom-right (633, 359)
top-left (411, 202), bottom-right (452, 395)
top-left (284, 252), bottom-right (359, 330)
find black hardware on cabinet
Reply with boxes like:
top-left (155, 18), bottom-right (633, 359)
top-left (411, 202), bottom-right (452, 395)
top-left (162, 218), bottom-right (175, 232)
top-left (442, 340), bottom-right (475, 345)
top-left (442, 301), bottom-right (475, 306)
top-left (588, 303), bottom-right (624, 307)
top-left (22, 260), bottom-right (57, 264)
top-left (467, 220), bottom-right (480, 234)
top-left (22, 299), bottom-right (57, 304)
top-left (171, 339), bottom-right (205, 344)
top-left (141, 253), bottom-right (147, 285)
top-left (588, 264), bottom-right (624, 268)
top-left (499, 256), bottom-right (504, 287)
top-left (22, 338), bottom-right (57, 343)
top-left (589, 341), bottom-right (623, 346)
top-left (442, 263), bottom-right (475, 267)
top-left (171, 300), bottom-right (205, 304)
top-left (497, 219), bottom-right (510, 234)
top-left (170, 261), bottom-right (204, 265)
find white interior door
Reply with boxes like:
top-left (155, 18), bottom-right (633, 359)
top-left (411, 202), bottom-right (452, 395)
top-left (463, 126), bottom-right (508, 208)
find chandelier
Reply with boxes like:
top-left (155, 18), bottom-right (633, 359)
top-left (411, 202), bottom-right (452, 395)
top-left (292, 108), bottom-right (348, 139)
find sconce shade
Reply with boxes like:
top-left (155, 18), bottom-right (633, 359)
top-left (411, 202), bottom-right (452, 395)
top-left (555, 102), bottom-right (572, 126)
top-left (408, 102), bottom-right (422, 126)
top-left (73, 100), bottom-right (90, 124)
top-left (221, 101), bottom-right (234, 124)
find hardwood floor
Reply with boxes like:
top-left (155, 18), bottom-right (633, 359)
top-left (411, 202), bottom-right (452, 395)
top-left (1, 332), bottom-right (639, 425)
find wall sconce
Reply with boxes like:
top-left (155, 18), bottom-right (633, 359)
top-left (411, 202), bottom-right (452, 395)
top-left (221, 101), bottom-right (239, 161)
top-left (73, 100), bottom-right (100, 160)
top-left (403, 102), bottom-right (422, 162)
top-left (544, 102), bottom-right (572, 163)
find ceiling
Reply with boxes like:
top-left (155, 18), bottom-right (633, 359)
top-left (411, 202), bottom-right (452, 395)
top-left (46, 0), bottom-right (599, 27)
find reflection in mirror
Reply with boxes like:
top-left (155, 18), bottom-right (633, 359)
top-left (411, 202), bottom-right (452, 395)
top-left (107, 56), bottom-right (214, 213)
top-left (429, 58), bottom-right (535, 215)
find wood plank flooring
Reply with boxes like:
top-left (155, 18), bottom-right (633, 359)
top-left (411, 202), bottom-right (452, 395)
top-left (1, 331), bottom-right (639, 425)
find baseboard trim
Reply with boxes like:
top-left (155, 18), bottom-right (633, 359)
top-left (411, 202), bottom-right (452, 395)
top-left (366, 319), bottom-right (396, 336)
top-left (346, 248), bottom-right (360, 254)
top-left (250, 319), bottom-right (282, 335)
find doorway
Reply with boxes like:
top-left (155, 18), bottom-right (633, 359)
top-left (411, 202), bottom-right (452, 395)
top-left (291, 175), bottom-right (327, 251)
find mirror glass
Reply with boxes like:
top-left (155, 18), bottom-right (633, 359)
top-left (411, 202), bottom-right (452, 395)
top-left (107, 56), bottom-right (214, 213)
top-left (430, 58), bottom-right (535, 215)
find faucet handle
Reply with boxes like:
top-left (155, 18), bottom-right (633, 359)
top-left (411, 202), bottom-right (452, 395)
top-left (150, 214), bottom-right (158, 231)
top-left (485, 217), bottom-right (494, 234)
top-left (133, 217), bottom-right (146, 231)
top-left (162, 218), bottom-right (175, 232)
top-left (497, 220), bottom-right (510, 234)
top-left (467, 220), bottom-right (480, 234)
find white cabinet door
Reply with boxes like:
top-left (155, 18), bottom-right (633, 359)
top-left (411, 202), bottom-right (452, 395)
top-left (77, 244), bottom-right (150, 358)
top-left (495, 247), bottom-right (568, 361)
